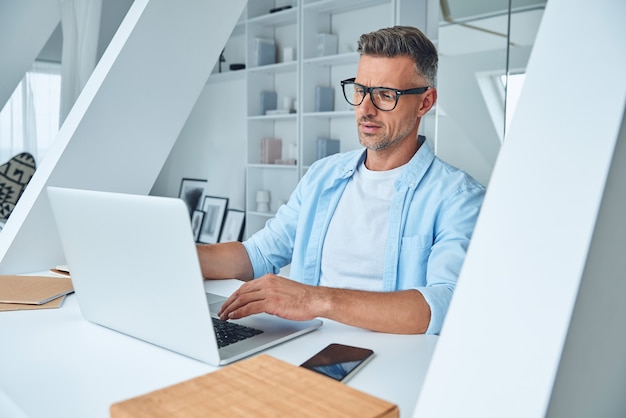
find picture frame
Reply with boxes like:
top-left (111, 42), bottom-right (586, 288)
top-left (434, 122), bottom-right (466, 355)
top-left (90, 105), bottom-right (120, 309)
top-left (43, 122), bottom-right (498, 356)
top-left (178, 178), bottom-right (207, 219)
top-left (198, 196), bottom-right (229, 244)
top-left (219, 209), bottom-right (246, 243)
top-left (191, 210), bottom-right (204, 242)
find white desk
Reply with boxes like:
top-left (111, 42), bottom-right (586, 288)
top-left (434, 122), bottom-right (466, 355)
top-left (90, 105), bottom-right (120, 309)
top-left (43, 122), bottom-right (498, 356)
top-left (0, 279), bottom-right (437, 417)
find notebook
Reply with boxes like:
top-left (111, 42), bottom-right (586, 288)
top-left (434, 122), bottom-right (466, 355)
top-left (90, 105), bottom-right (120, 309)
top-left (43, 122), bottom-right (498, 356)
top-left (47, 187), bottom-right (322, 366)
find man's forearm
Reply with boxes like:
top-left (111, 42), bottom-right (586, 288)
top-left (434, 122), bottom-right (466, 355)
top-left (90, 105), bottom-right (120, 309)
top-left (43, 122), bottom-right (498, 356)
top-left (196, 242), bottom-right (254, 281)
top-left (314, 287), bottom-right (431, 334)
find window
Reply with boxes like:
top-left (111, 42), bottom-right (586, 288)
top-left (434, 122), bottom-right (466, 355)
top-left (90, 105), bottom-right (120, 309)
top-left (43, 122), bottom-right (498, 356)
top-left (500, 72), bottom-right (526, 138)
top-left (0, 61), bottom-right (61, 163)
top-left (475, 70), bottom-right (526, 143)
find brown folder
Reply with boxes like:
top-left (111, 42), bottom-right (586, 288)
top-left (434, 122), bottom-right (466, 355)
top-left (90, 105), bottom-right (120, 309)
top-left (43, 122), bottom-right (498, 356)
top-left (0, 275), bottom-right (73, 305)
top-left (110, 354), bottom-right (398, 418)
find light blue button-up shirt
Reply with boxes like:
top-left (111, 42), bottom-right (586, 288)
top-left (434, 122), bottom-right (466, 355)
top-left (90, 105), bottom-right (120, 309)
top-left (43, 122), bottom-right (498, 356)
top-left (243, 141), bottom-right (485, 334)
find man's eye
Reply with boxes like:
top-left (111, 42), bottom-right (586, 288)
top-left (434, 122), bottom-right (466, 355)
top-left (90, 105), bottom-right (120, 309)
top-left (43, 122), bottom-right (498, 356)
top-left (378, 90), bottom-right (396, 101)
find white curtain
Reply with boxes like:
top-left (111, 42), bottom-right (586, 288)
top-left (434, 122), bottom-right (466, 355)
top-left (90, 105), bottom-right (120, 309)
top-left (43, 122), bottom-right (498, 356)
top-left (59, 0), bottom-right (102, 124)
top-left (0, 67), bottom-right (39, 163)
top-left (27, 62), bottom-right (62, 160)
top-left (22, 74), bottom-right (39, 157)
top-left (0, 60), bottom-right (65, 164)
top-left (0, 0), bottom-right (101, 164)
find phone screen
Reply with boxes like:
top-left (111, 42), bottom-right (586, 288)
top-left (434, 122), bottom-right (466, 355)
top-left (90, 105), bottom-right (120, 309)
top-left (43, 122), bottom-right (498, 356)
top-left (300, 343), bottom-right (374, 382)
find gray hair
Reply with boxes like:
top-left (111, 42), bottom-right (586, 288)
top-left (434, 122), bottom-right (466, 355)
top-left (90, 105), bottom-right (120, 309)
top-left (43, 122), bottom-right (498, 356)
top-left (357, 26), bottom-right (438, 87)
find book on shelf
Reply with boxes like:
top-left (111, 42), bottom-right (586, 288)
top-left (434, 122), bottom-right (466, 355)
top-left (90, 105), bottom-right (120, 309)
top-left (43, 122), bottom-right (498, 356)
top-left (316, 137), bottom-right (340, 160)
top-left (315, 86), bottom-right (334, 112)
top-left (254, 37), bottom-right (276, 66)
top-left (261, 138), bottom-right (282, 164)
top-left (260, 90), bottom-right (277, 115)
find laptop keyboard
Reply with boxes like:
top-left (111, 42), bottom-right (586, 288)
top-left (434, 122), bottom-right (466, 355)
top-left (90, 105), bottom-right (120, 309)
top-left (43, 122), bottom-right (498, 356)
top-left (212, 317), bottom-right (264, 348)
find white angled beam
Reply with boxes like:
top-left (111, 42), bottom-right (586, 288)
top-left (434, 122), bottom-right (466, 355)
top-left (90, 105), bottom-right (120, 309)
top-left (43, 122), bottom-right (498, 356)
top-left (0, 0), bottom-right (247, 273)
top-left (545, 105), bottom-right (626, 417)
top-left (414, 0), bottom-right (626, 416)
top-left (0, 0), bottom-right (60, 107)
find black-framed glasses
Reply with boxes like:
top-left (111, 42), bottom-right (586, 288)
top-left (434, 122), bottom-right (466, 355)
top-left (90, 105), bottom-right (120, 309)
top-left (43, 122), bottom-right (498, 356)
top-left (340, 78), bottom-right (430, 111)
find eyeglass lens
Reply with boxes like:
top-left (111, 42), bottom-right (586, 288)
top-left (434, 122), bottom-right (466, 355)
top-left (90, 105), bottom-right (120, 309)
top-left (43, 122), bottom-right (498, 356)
top-left (343, 83), bottom-right (398, 111)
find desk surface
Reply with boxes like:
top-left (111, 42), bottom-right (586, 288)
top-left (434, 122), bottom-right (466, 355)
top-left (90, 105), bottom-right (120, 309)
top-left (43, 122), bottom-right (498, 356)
top-left (0, 279), bottom-right (437, 418)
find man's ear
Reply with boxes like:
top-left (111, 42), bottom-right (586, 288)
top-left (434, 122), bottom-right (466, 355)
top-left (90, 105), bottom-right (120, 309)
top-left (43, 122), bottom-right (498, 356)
top-left (418, 87), bottom-right (437, 117)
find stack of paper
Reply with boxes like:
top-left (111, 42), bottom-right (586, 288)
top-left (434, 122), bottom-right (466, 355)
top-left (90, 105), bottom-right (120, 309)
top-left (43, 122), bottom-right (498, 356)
top-left (0, 275), bottom-right (73, 312)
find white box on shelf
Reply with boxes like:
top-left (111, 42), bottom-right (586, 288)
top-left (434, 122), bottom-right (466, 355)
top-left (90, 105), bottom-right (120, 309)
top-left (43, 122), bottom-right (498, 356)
top-left (317, 33), bottom-right (338, 57)
top-left (265, 109), bottom-right (291, 115)
top-left (282, 46), bottom-right (295, 62)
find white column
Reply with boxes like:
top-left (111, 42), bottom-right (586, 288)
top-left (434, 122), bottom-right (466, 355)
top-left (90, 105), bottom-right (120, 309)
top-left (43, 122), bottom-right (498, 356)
top-left (414, 0), bottom-right (626, 416)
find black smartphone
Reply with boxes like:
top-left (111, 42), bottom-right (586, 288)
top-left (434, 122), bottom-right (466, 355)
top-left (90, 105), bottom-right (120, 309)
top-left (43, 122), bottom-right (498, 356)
top-left (299, 343), bottom-right (375, 382)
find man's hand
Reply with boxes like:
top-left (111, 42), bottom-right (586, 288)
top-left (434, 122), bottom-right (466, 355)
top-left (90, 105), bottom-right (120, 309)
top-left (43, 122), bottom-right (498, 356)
top-left (217, 274), bottom-right (431, 334)
top-left (218, 275), bottom-right (325, 322)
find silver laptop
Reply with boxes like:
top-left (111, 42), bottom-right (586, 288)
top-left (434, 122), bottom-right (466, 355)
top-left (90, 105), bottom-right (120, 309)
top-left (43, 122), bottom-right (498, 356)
top-left (47, 187), bottom-right (322, 366)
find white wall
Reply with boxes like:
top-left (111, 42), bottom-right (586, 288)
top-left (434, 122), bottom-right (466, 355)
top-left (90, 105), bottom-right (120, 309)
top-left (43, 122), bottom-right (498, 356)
top-left (151, 76), bottom-right (247, 211)
top-left (437, 46), bottom-right (532, 186)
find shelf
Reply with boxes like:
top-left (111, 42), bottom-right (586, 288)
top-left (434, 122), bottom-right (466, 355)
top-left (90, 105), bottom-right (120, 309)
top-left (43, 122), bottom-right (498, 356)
top-left (248, 61), bottom-right (297, 74)
top-left (248, 113), bottom-right (298, 121)
top-left (304, 0), bottom-right (391, 14)
top-left (247, 7), bottom-right (297, 27)
top-left (302, 110), bottom-right (355, 118)
top-left (247, 163), bottom-right (298, 170)
top-left (247, 211), bottom-right (276, 218)
top-left (302, 52), bottom-right (360, 67)
top-left (206, 69), bottom-right (246, 84)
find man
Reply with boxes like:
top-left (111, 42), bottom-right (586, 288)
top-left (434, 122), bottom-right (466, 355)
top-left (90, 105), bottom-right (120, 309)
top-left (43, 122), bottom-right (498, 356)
top-left (197, 26), bottom-right (485, 335)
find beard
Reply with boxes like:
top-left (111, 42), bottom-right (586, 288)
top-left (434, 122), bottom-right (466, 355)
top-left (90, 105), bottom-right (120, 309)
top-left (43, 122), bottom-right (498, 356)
top-left (357, 117), bottom-right (414, 151)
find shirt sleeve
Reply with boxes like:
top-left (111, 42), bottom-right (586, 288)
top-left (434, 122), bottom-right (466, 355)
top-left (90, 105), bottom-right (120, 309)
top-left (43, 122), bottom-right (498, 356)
top-left (242, 202), bottom-right (299, 278)
top-left (419, 183), bottom-right (485, 335)
top-left (242, 171), bottom-right (309, 278)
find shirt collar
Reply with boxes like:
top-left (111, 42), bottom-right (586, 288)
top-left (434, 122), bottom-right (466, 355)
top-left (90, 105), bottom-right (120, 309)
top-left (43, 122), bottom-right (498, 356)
top-left (339, 138), bottom-right (435, 188)
top-left (397, 139), bottom-right (435, 189)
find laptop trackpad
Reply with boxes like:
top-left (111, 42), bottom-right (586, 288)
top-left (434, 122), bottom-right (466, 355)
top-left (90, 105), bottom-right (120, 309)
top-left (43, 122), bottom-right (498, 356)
top-left (206, 292), bottom-right (227, 314)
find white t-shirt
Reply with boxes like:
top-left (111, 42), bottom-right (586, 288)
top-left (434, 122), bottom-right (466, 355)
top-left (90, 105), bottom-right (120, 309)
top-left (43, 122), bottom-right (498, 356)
top-left (319, 160), bottom-right (404, 291)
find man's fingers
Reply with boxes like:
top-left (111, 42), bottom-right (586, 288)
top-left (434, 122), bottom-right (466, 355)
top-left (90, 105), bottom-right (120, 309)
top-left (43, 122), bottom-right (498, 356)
top-left (218, 287), bottom-right (265, 320)
top-left (224, 300), bottom-right (265, 320)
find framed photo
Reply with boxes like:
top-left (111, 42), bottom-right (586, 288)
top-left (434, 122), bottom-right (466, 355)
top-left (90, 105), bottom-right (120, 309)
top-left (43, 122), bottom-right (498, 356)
top-left (219, 209), bottom-right (245, 242)
top-left (178, 178), bottom-right (207, 218)
top-left (198, 196), bottom-right (228, 244)
top-left (191, 210), bottom-right (204, 242)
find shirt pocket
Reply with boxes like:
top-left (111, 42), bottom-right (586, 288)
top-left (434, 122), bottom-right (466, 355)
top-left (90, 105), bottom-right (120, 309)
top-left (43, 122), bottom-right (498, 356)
top-left (397, 235), bottom-right (432, 289)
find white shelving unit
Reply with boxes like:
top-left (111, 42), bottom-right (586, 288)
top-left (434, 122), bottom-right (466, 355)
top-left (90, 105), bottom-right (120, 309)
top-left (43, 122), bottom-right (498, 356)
top-left (213, 0), bottom-right (433, 238)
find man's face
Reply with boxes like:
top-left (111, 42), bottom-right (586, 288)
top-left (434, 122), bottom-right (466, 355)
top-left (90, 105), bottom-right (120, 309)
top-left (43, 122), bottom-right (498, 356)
top-left (353, 55), bottom-right (431, 153)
